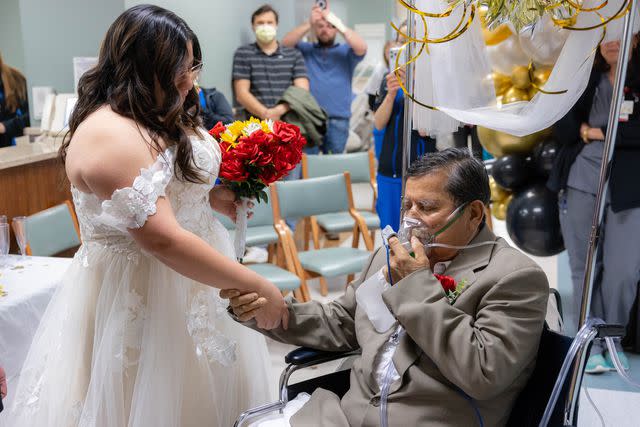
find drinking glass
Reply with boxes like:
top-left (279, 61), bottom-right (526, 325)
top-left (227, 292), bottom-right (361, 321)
top-left (0, 223), bottom-right (9, 267)
top-left (0, 215), bottom-right (7, 224)
top-left (12, 216), bottom-right (28, 258)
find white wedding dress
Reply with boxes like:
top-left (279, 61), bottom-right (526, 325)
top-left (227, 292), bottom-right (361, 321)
top-left (5, 132), bottom-right (274, 426)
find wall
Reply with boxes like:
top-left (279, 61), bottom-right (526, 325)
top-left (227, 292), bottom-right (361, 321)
top-left (0, 0), bottom-right (395, 120)
top-left (0, 0), bottom-right (26, 72)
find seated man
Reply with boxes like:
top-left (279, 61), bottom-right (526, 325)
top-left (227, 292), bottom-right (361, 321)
top-left (224, 148), bottom-right (549, 427)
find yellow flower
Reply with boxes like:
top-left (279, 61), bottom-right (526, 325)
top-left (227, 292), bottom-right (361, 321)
top-left (227, 121), bottom-right (246, 139)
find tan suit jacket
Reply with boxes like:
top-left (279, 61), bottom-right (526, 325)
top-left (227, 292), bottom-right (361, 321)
top-left (251, 226), bottom-right (549, 426)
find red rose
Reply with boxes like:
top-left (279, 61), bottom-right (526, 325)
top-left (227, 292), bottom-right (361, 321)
top-left (274, 121), bottom-right (301, 143)
top-left (434, 274), bottom-right (457, 294)
top-left (259, 166), bottom-right (280, 185)
top-left (233, 139), bottom-right (260, 161)
top-left (209, 121), bottom-right (227, 139)
top-left (219, 158), bottom-right (249, 181)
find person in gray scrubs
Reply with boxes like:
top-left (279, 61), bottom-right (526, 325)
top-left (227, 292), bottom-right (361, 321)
top-left (549, 34), bottom-right (640, 374)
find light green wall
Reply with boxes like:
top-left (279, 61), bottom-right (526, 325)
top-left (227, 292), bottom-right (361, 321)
top-left (0, 0), bottom-right (26, 72)
top-left (0, 0), bottom-right (393, 121)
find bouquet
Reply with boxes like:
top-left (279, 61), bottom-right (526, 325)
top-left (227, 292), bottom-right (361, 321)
top-left (209, 117), bottom-right (306, 260)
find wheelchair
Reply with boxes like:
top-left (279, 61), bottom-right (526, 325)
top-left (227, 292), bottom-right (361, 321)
top-left (235, 289), bottom-right (626, 427)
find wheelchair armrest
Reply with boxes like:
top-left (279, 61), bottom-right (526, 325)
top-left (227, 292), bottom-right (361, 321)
top-left (284, 347), bottom-right (360, 366)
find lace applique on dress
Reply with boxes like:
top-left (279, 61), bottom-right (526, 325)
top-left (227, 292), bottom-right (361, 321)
top-left (187, 290), bottom-right (237, 367)
top-left (114, 289), bottom-right (147, 372)
top-left (96, 150), bottom-right (174, 233)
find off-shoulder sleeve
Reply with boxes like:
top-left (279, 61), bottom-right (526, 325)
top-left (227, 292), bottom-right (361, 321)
top-left (95, 151), bottom-right (174, 232)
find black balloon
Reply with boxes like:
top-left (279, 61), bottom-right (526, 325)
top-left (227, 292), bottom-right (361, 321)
top-left (506, 184), bottom-right (565, 256)
top-left (484, 159), bottom-right (495, 176)
top-left (491, 154), bottom-right (534, 191)
top-left (533, 139), bottom-right (560, 177)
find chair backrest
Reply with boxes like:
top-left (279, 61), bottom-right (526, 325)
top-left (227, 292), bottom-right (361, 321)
top-left (26, 201), bottom-right (81, 256)
top-left (213, 197), bottom-right (275, 230)
top-left (506, 326), bottom-right (574, 427)
top-left (272, 173), bottom-right (353, 220)
top-left (303, 151), bottom-right (373, 184)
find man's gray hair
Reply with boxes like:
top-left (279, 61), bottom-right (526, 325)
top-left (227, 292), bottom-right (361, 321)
top-left (406, 148), bottom-right (491, 206)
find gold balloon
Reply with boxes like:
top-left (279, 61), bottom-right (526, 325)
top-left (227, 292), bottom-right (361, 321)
top-left (483, 24), bottom-right (513, 46)
top-left (489, 72), bottom-right (512, 97)
top-left (511, 66), bottom-right (532, 90)
top-left (528, 86), bottom-right (539, 100)
top-left (491, 194), bottom-right (513, 221)
top-left (503, 86), bottom-right (530, 104)
top-left (532, 67), bottom-right (552, 87)
top-left (477, 126), bottom-right (552, 158)
top-left (489, 176), bottom-right (510, 203)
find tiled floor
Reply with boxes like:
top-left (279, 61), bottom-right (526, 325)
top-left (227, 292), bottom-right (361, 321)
top-left (256, 186), bottom-right (640, 426)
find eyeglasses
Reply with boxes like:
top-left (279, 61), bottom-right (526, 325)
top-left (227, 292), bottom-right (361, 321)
top-left (189, 62), bottom-right (204, 78)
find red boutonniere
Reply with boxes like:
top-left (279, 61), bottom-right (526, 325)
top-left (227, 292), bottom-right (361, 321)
top-left (434, 274), bottom-right (468, 304)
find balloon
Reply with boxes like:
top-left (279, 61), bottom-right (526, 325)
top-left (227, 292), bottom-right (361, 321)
top-left (488, 72), bottom-right (512, 97)
top-left (532, 67), bottom-right (552, 87)
top-left (533, 138), bottom-right (560, 177)
top-left (477, 126), bottom-right (551, 158)
top-left (489, 176), bottom-right (511, 202)
top-left (486, 35), bottom-right (530, 76)
top-left (483, 24), bottom-right (513, 46)
top-left (506, 185), bottom-right (565, 256)
top-left (518, 16), bottom-right (569, 66)
top-left (503, 87), bottom-right (530, 104)
top-left (511, 66), bottom-right (531, 90)
top-left (491, 194), bottom-right (513, 221)
top-left (484, 159), bottom-right (495, 177)
top-left (492, 154), bottom-right (534, 191)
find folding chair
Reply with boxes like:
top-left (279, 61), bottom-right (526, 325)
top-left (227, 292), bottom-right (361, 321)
top-left (301, 150), bottom-right (380, 251)
top-left (270, 172), bottom-right (372, 298)
top-left (214, 198), bottom-right (280, 263)
top-left (24, 200), bottom-right (81, 256)
top-left (234, 291), bottom-right (608, 427)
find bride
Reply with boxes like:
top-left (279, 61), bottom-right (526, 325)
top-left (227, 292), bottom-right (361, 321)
top-left (5, 5), bottom-right (288, 426)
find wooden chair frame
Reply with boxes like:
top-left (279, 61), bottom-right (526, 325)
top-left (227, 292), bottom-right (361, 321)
top-left (301, 150), bottom-right (378, 252)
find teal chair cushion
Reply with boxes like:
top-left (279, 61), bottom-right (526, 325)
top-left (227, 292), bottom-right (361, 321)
top-left (306, 152), bottom-right (371, 183)
top-left (247, 263), bottom-right (301, 292)
top-left (228, 226), bottom-right (278, 247)
top-left (27, 204), bottom-right (81, 256)
top-left (315, 211), bottom-right (381, 233)
top-left (275, 174), bottom-right (350, 219)
top-left (297, 247), bottom-right (370, 277)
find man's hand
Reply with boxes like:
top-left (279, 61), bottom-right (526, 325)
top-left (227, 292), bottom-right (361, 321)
top-left (310, 5), bottom-right (324, 26)
top-left (221, 289), bottom-right (289, 330)
top-left (384, 236), bottom-right (430, 284)
top-left (209, 186), bottom-right (254, 223)
top-left (221, 290), bottom-right (267, 321)
top-left (0, 123), bottom-right (5, 134)
top-left (264, 104), bottom-right (289, 121)
top-left (386, 68), bottom-right (405, 97)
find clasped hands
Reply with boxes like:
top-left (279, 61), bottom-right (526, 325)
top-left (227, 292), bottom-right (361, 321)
top-left (220, 235), bottom-right (429, 328)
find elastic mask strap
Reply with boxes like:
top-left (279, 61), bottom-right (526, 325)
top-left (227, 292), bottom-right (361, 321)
top-left (432, 203), bottom-right (468, 239)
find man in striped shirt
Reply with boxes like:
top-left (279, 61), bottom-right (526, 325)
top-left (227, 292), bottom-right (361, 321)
top-left (232, 4), bottom-right (309, 121)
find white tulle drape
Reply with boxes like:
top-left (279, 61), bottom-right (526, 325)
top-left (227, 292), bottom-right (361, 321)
top-left (411, 0), bottom-right (634, 137)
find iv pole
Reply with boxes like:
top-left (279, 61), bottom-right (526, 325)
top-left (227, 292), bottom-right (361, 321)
top-left (400, 1), bottom-right (416, 201)
top-left (564, 2), bottom-right (637, 425)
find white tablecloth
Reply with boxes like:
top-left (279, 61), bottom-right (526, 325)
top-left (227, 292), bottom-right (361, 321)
top-left (0, 255), bottom-right (71, 412)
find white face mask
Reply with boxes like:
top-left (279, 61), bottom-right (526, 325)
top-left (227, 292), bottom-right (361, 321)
top-left (255, 24), bottom-right (277, 44)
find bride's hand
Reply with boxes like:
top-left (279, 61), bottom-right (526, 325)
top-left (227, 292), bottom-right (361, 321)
top-left (209, 186), bottom-right (254, 222)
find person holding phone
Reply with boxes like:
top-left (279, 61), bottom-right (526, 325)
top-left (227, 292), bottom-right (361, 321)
top-left (283, 3), bottom-right (367, 154)
top-left (371, 25), bottom-right (437, 232)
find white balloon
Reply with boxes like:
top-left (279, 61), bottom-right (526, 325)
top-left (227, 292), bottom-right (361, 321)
top-left (486, 35), bottom-right (530, 75)
top-left (518, 15), bottom-right (569, 66)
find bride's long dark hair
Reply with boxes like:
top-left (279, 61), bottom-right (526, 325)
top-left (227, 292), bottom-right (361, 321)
top-left (61, 4), bottom-right (204, 183)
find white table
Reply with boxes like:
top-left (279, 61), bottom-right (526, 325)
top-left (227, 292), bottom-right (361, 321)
top-left (0, 255), bottom-right (71, 412)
